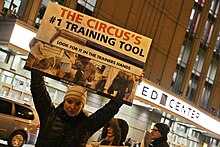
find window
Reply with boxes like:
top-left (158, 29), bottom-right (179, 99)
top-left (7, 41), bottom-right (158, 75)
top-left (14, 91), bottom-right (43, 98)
top-left (209, 0), bottom-right (220, 17)
top-left (13, 75), bottom-right (26, 90)
top-left (185, 47), bottom-right (206, 101)
top-left (191, 130), bottom-right (201, 138)
top-left (1, 71), bottom-right (14, 84)
top-left (176, 124), bottom-right (187, 135)
top-left (171, 66), bottom-right (184, 95)
top-left (214, 32), bottom-right (220, 57)
top-left (177, 40), bottom-right (192, 66)
top-left (35, 0), bottom-right (64, 28)
top-left (11, 55), bottom-right (21, 70)
top-left (23, 94), bottom-right (31, 103)
top-left (19, 58), bottom-right (27, 69)
top-left (15, 104), bottom-right (34, 120)
top-left (209, 138), bottom-right (219, 146)
top-left (193, 48), bottom-right (206, 76)
top-left (76, 0), bottom-right (97, 16)
top-left (35, 4), bottom-right (46, 28)
top-left (206, 58), bottom-right (217, 84)
top-left (173, 40), bottom-right (192, 94)
top-left (25, 79), bottom-right (31, 91)
top-left (186, 78), bottom-right (198, 101)
top-left (0, 86), bottom-right (10, 96)
top-left (186, 8), bottom-right (201, 34)
top-left (195, 0), bottom-right (205, 7)
top-left (0, 51), bottom-right (7, 62)
top-left (0, 99), bottom-right (12, 115)
top-left (11, 90), bottom-right (22, 100)
top-left (2, 0), bottom-right (21, 18)
top-left (188, 140), bottom-right (198, 147)
top-left (200, 86), bottom-right (211, 109)
top-left (202, 20), bottom-right (214, 44)
top-left (11, 55), bottom-right (27, 70)
top-left (186, 0), bottom-right (205, 35)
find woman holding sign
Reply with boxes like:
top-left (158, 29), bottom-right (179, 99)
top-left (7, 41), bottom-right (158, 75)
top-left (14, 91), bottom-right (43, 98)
top-left (31, 71), bottom-right (123, 147)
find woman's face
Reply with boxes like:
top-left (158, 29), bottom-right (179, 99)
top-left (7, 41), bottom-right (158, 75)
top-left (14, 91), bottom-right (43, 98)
top-left (107, 127), bottom-right (114, 137)
top-left (64, 98), bottom-right (83, 117)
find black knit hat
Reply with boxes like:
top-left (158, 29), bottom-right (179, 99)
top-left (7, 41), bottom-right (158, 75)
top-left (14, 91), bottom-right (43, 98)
top-left (154, 123), bottom-right (169, 140)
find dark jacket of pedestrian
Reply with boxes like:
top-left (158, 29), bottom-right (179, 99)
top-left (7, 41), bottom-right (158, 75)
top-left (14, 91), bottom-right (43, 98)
top-left (31, 72), bottom-right (123, 147)
top-left (149, 137), bottom-right (169, 147)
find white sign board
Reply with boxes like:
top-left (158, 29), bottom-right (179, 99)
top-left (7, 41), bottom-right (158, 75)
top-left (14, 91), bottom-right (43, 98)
top-left (25, 2), bottom-right (152, 105)
top-left (36, 2), bottom-right (152, 69)
top-left (135, 81), bottom-right (220, 136)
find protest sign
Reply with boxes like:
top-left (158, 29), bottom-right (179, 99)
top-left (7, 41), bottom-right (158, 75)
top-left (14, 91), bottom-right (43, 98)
top-left (25, 2), bottom-right (152, 105)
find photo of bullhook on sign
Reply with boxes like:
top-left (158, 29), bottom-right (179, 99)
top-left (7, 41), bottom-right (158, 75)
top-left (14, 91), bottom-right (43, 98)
top-left (25, 2), bottom-right (152, 105)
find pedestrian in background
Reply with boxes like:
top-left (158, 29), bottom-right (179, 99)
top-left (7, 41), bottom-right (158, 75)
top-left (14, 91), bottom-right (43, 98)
top-left (100, 118), bottom-right (121, 145)
top-left (141, 123), bottom-right (170, 147)
top-left (100, 118), bottom-right (129, 146)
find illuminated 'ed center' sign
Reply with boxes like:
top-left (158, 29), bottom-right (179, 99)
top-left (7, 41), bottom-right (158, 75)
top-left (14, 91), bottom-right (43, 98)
top-left (135, 82), bottom-right (220, 136)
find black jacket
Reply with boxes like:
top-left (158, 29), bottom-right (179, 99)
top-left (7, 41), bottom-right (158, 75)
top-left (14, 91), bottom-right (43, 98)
top-left (149, 137), bottom-right (169, 147)
top-left (31, 72), bottom-right (122, 147)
